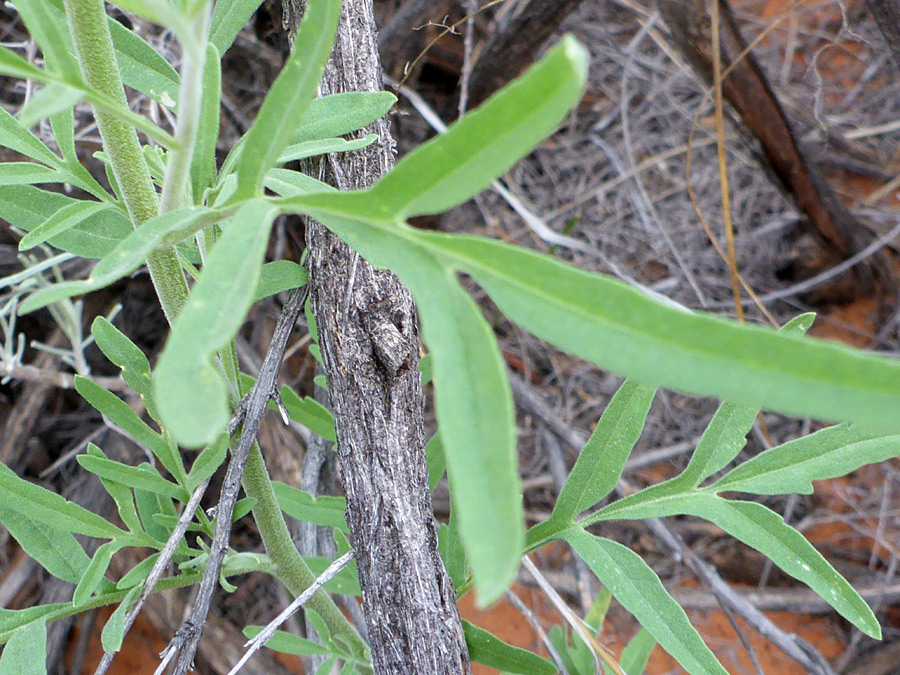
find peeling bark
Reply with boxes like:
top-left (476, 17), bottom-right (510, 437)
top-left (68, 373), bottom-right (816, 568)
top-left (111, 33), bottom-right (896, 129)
top-left (286, 0), bottom-right (472, 672)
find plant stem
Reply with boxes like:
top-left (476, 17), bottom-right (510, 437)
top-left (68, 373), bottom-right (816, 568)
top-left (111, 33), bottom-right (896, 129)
top-left (62, 0), bottom-right (188, 323)
top-left (243, 445), bottom-right (372, 668)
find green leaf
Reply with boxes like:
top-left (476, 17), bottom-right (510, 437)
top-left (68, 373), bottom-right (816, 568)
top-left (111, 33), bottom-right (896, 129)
top-left (413, 258), bottom-right (521, 605)
top-left (565, 529), bottom-right (728, 675)
top-left (101, 584), bottom-right (140, 653)
top-left (276, 135), bottom-right (378, 164)
top-left (680, 401), bottom-right (758, 487)
top-left (19, 205), bottom-right (224, 314)
top-left (19, 201), bottom-right (112, 250)
top-left (418, 232), bottom-right (900, 435)
top-left (263, 168), bottom-right (335, 197)
top-left (81, 447), bottom-right (145, 539)
top-left (0, 504), bottom-right (90, 583)
top-left (620, 628), bottom-right (655, 675)
top-left (279, 386), bottom-right (335, 440)
top-left (302, 554), bottom-right (361, 596)
top-left (187, 434), bottom-right (230, 491)
top-left (232, 0), bottom-right (343, 200)
top-left (0, 163), bottom-right (73, 188)
top-left (551, 380), bottom-right (655, 524)
top-left (78, 455), bottom-right (186, 501)
top-left (363, 36), bottom-right (588, 218)
top-left (463, 620), bottom-right (556, 675)
top-left (253, 261), bottom-right (308, 303)
top-left (425, 433), bottom-right (445, 491)
top-left (18, 83), bottom-right (83, 128)
top-left (0, 104), bottom-right (61, 166)
top-left (13, 0), bottom-right (79, 76)
top-left (0, 463), bottom-right (125, 539)
top-left (438, 518), bottom-right (467, 592)
top-left (679, 316), bottom-right (813, 486)
top-left (292, 92), bottom-right (397, 143)
top-left (101, 0), bottom-right (183, 28)
top-left (117, 552), bottom-right (160, 589)
top-left (154, 200), bottom-right (278, 447)
top-left (134, 489), bottom-right (176, 545)
top-left (104, 9), bottom-right (180, 105)
top-left (242, 627), bottom-right (331, 657)
top-left (191, 42), bottom-right (221, 202)
top-left (74, 376), bottom-right (182, 476)
top-left (73, 540), bottom-right (123, 606)
top-left (0, 620), bottom-right (47, 675)
top-left (0, 186), bottom-right (131, 259)
top-left (209, 0), bottom-right (264, 55)
top-left (688, 497), bottom-right (880, 638)
top-left (710, 424), bottom-right (890, 495)
top-left (0, 44), bottom-right (49, 80)
top-left (91, 317), bottom-right (158, 420)
top-left (272, 482), bottom-right (348, 533)
top-left (418, 352), bottom-right (434, 385)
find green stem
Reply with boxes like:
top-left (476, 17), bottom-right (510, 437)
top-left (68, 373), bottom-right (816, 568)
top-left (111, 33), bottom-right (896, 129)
top-left (243, 445), bottom-right (373, 669)
top-left (62, 0), bottom-right (189, 323)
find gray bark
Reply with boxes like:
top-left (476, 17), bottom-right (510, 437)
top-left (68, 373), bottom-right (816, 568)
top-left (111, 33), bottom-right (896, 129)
top-left (291, 0), bottom-right (472, 672)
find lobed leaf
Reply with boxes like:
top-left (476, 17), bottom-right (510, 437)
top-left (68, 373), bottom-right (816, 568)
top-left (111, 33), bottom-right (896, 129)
top-left (710, 424), bottom-right (891, 495)
top-left (679, 315), bottom-right (813, 485)
top-left (91, 317), bottom-right (158, 419)
top-left (74, 376), bottom-right (178, 472)
top-left (73, 540), bottom-right (123, 606)
top-left (187, 434), bottom-right (230, 492)
top-left (18, 83), bottom-right (83, 128)
top-left (0, 163), bottom-right (74, 188)
top-left (689, 497), bottom-right (880, 638)
top-left (154, 200), bottom-right (278, 447)
top-left (78, 455), bottom-right (186, 501)
top-left (565, 528), bottom-right (728, 675)
top-left (463, 620), bottom-right (556, 675)
top-left (116, 552), bottom-right (160, 589)
top-left (551, 380), bottom-right (656, 524)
